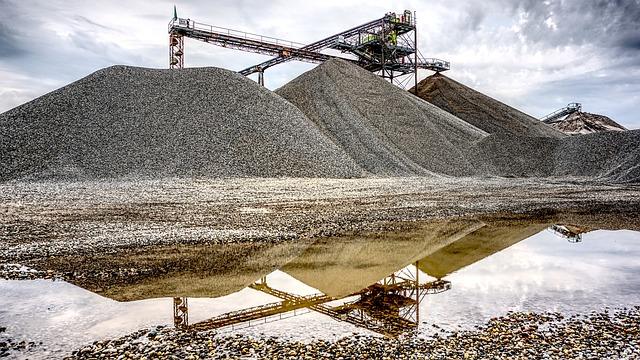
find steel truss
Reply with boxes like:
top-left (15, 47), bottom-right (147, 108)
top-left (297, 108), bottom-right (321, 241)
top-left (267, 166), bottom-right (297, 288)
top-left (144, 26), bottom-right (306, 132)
top-left (179, 262), bottom-right (451, 337)
top-left (168, 10), bottom-right (450, 88)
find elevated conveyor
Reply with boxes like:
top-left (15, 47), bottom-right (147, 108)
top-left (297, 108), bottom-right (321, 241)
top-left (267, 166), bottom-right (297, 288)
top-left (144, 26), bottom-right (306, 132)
top-left (541, 103), bottom-right (582, 123)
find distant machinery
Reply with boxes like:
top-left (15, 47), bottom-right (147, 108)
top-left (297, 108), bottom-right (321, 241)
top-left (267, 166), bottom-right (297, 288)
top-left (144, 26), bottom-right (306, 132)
top-left (175, 262), bottom-right (450, 337)
top-left (167, 8), bottom-right (449, 89)
top-left (540, 103), bottom-right (582, 123)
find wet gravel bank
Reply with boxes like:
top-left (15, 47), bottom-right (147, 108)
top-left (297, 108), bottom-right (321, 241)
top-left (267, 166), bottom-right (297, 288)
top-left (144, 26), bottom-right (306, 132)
top-left (2, 177), bottom-right (639, 266)
top-left (65, 307), bottom-right (640, 359)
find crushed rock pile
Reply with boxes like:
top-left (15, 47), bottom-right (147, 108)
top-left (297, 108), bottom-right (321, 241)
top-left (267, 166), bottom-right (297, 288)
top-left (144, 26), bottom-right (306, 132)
top-left (1, 60), bottom-right (638, 184)
top-left (276, 59), bottom-right (487, 176)
top-left (412, 72), bottom-right (565, 139)
top-left (555, 129), bottom-right (640, 183)
top-left (548, 111), bottom-right (628, 135)
top-left (0, 66), bottom-right (363, 181)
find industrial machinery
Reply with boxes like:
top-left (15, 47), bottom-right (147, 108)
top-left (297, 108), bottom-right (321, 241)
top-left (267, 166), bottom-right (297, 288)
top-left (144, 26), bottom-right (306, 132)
top-left (540, 103), bottom-right (582, 123)
top-left (168, 7), bottom-right (449, 89)
top-left (173, 262), bottom-right (450, 337)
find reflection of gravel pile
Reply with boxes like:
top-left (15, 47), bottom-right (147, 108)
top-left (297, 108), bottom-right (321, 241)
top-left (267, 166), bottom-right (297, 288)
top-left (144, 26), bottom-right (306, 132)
top-left (277, 59), bottom-right (487, 176)
top-left (412, 73), bottom-right (565, 139)
top-left (554, 129), bottom-right (640, 183)
top-left (0, 66), bottom-right (363, 181)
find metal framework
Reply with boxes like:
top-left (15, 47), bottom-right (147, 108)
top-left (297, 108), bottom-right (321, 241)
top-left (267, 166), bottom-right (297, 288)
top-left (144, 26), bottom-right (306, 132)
top-left (549, 224), bottom-right (583, 243)
top-left (167, 9), bottom-right (450, 88)
top-left (173, 297), bottom-right (189, 329)
top-left (169, 32), bottom-right (184, 69)
top-left (541, 103), bottom-right (582, 123)
top-left (178, 262), bottom-right (451, 337)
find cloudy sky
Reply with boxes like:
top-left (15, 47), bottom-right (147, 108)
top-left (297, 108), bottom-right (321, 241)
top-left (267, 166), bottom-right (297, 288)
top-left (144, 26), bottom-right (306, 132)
top-left (1, 0), bottom-right (638, 128)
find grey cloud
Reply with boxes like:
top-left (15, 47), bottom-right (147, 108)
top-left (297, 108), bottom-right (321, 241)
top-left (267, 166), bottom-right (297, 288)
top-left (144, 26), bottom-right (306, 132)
top-left (503, 0), bottom-right (640, 52)
top-left (0, 23), bottom-right (28, 58)
top-left (73, 15), bottom-right (118, 32)
top-left (618, 33), bottom-right (640, 50)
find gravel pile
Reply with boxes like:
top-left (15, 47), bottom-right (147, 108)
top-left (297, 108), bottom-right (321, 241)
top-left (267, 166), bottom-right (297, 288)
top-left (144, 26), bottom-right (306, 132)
top-left (1, 61), bottom-right (637, 183)
top-left (475, 134), bottom-right (561, 177)
top-left (65, 307), bottom-right (640, 360)
top-left (549, 111), bottom-right (628, 135)
top-left (276, 59), bottom-right (488, 176)
top-left (554, 129), bottom-right (640, 183)
top-left (0, 66), bottom-right (363, 181)
top-left (412, 72), bottom-right (566, 139)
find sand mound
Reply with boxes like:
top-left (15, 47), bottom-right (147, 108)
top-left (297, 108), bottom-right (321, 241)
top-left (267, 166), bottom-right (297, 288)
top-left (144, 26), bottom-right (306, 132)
top-left (412, 73), bottom-right (565, 139)
top-left (548, 111), bottom-right (628, 136)
top-left (276, 59), bottom-right (488, 176)
top-left (0, 66), bottom-right (363, 181)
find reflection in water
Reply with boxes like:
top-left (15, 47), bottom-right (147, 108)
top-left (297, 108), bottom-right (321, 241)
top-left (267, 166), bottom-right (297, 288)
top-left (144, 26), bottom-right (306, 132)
top-left (548, 224), bottom-right (589, 243)
top-left (2, 213), bottom-right (640, 358)
top-left (176, 264), bottom-right (451, 337)
top-left (163, 217), bottom-right (635, 338)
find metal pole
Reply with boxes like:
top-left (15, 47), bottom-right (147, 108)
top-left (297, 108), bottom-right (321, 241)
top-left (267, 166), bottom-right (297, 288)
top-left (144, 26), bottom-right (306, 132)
top-left (381, 17), bottom-right (386, 81)
top-left (413, 11), bottom-right (418, 94)
top-left (258, 69), bottom-right (264, 86)
top-left (415, 261), bottom-right (419, 324)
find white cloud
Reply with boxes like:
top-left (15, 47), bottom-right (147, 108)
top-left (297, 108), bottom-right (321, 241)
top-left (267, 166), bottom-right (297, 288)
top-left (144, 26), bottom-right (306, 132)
top-left (0, 0), bottom-right (638, 129)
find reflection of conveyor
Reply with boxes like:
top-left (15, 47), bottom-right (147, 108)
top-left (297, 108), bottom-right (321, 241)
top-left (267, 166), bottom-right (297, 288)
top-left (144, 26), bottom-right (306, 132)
top-left (177, 263), bottom-right (450, 337)
top-left (549, 224), bottom-right (588, 243)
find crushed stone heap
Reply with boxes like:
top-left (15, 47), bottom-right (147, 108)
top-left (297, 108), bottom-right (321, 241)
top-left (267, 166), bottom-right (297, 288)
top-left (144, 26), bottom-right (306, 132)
top-left (0, 66), bottom-right (364, 181)
top-left (548, 111), bottom-right (628, 136)
top-left (412, 73), bottom-right (565, 139)
top-left (555, 129), bottom-right (640, 183)
top-left (276, 59), bottom-right (488, 177)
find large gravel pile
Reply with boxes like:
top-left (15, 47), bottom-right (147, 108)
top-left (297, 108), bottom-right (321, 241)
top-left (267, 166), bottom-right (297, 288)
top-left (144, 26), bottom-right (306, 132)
top-left (0, 66), bottom-right (364, 181)
top-left (412, 73), bottom-right (565, 139)
top-left (475, 134), bottom-right (561, 177)
top-left (276, 59), bottom-right (488, 176)
top-left (554, 129), bottom-right (640, 183)
top-left (1, 61), bottom-right (637, 183)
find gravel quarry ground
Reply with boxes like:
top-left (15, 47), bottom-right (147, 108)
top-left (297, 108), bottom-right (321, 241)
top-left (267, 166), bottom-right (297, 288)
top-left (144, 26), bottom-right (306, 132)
top-left (65, 307), bottom-right (640, 360)
top-left (1, 176), bottom-right (639, 269)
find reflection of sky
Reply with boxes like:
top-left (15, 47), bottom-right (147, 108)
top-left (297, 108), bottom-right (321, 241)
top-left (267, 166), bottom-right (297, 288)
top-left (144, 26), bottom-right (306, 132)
top-left (422, 229), bottom-right (640, 333)
top-left (1, 228), bottom-right (639, 358)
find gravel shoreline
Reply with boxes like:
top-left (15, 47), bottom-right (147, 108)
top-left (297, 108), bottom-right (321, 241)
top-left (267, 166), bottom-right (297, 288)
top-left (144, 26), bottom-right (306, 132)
top-left (2, 177), bottom-right (639, 263)
top-left (63, 307), bottom-right (640, 359)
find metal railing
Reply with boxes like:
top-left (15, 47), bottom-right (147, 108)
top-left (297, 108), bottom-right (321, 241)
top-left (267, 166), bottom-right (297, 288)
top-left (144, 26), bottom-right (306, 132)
top-left (169, 18), bottom-right (306, 49)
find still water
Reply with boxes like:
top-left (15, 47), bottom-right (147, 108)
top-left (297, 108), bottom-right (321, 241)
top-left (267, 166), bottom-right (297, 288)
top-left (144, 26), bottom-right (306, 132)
top-left (1, 218), bottom-right (639, 359)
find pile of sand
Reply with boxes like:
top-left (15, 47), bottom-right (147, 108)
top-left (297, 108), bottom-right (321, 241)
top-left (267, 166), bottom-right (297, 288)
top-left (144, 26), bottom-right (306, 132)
top-left (0, 66), bottom-right (363, 181)
top-left (276, 59), bottom-right (488, 177)
top-left (409, 71), bottom-right (637, 182)
top-left (412, 73), bottom-right (565, 139)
